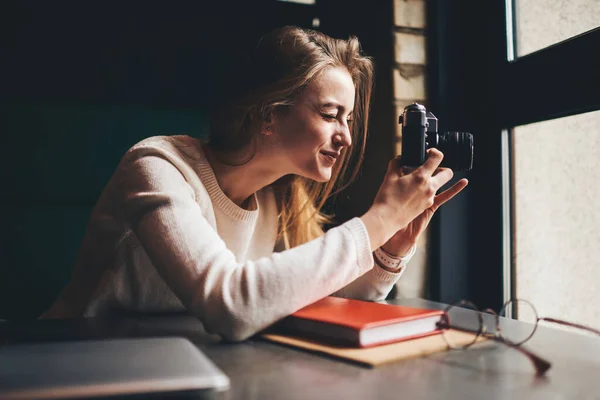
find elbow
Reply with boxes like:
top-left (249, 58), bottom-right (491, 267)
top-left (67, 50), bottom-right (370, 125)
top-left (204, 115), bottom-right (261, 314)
top-left (214, 313), bottom-right (267, 343)
top-left (219, 326), bottom-right (256, 343)
top-left (198, 303), bottom-right (268, 343)
top-left (188, 266), bottom-right (281, 342)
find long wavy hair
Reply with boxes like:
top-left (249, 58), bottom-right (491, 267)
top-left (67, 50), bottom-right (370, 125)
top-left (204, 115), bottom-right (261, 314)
top-left (208, 26), bottom-right (374, 249)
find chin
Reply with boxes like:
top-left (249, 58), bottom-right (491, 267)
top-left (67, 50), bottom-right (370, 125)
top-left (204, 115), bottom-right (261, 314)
top-left (314, 174), bottom-right (331, 183)
top-left (315, 167), bottom-right (334, 182)
top-left (300, 172), bottom-right (331, 183)
top-left (295, 157), bottom-right (335, 182)
top-left (299, 166), bottom-right (332, 182)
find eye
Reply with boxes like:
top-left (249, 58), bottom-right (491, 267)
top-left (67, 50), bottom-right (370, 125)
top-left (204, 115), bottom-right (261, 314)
top-left (321, 113), bottom-right (337, 121)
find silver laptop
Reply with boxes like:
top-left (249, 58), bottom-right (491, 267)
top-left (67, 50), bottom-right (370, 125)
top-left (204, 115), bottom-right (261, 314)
top-left (0, 337), bottom-right (230, 399)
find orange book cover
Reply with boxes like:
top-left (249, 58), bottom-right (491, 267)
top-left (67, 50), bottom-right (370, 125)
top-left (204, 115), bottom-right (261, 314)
top-left (276, 296), bottom-right (445, 348)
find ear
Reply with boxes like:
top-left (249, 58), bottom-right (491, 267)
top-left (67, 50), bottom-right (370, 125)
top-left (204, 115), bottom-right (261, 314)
top-left (263, 123), bottom-right (273, 136)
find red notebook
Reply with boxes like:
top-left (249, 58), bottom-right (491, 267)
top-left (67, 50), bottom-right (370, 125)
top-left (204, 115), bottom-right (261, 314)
top-left (276, 296), bottom-right (445, 348)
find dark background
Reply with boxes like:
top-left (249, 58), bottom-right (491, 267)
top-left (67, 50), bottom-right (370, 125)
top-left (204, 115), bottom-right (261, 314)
top-left (0, 0), bottom-right (397, 319)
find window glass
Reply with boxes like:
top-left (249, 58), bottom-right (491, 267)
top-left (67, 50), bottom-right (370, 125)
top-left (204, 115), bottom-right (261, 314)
top-left (513, 110), bottom-right (600, 328)
top-left (515, 0), bottom-right (600, 57)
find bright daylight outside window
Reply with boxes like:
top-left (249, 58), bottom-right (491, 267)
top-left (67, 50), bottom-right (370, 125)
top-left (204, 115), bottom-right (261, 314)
top-left (515, 0), bottom-right (600, 57)
top-left (513, 111), bottom-right (600, 329)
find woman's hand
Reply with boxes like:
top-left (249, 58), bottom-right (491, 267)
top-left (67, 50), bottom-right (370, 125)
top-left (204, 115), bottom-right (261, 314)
top-left (360, 149), bottom-right (466, 252)
top-left (381, 173), bottom-right (468, 257)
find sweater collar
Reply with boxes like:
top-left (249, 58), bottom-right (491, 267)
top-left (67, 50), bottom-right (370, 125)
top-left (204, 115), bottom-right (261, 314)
top-left (196, 145), bottom-right (259, 222)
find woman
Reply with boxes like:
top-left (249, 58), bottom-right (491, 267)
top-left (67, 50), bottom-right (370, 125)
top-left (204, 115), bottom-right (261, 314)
top-left (43, 26), bottom-right (467, 341)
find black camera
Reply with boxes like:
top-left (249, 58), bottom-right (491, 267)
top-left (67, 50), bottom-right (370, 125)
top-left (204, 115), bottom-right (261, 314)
top-left (399, 103), bottom-right (474, 171)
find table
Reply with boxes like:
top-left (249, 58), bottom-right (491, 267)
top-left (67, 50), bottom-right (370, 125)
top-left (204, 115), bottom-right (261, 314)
top-left (2, 298), bottom-right (600, 400)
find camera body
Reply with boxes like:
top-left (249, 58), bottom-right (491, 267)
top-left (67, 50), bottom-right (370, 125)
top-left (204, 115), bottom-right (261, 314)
top-left (399, 103), bottom-right (474, 171)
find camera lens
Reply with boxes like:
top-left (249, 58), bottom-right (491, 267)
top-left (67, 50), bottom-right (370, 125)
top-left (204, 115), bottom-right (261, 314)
top-left (438, 131), bottom-right (474, 171)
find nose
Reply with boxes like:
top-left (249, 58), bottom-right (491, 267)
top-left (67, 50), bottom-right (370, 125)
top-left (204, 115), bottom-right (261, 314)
top-left (334, 122), bottom-right (352, 148)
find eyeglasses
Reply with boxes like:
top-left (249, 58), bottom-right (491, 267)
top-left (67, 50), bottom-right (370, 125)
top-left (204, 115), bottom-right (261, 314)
top-left (436, 299), bottom-right (600, 376)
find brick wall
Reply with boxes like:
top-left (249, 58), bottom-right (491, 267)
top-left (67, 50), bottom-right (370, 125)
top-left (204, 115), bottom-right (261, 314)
top-left (392, 0), bottom-right (428, 298)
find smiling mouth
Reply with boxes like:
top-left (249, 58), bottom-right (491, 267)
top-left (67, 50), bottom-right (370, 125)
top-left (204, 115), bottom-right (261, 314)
top-left (320, 151), bottom-right (337, 163)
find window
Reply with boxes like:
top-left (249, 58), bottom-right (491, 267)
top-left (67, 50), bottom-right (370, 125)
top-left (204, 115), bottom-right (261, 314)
top-left (428, 1), bottom-right (600, 314)
top-left (508, 0), bottom-right (600, 327)
top-left (513, 111), bottom-right (600, 327)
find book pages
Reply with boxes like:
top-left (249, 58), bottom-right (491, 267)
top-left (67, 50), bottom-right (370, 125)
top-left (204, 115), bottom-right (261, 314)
top-left (262, 329), bottom-right (485, 367)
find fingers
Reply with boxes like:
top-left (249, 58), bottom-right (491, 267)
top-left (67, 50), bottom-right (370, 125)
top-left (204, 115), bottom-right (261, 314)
top-left (431, 167), bottom-right (454, 188)
top-left (389, 150), bottom-right (442, 177)
top-left (431, 179), bottom-right (469, 210)
top-left (390, 150), bottom-right (459, 196)
top-left (417, 148), bottom-right (444, 175)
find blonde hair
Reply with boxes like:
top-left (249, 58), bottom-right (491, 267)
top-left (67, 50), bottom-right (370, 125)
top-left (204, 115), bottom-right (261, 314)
top-left (208, 26), bottom-right (374, 249)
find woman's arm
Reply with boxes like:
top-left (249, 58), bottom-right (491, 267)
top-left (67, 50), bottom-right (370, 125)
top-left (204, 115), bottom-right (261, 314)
top-left (118, 145), bottom-right (457, 340)
top-left (118, 148), bottom-right (374, 342)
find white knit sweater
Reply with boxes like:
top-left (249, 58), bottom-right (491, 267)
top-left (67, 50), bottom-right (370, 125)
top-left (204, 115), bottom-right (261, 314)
top-left (44, 135), bottom-right (406, 340)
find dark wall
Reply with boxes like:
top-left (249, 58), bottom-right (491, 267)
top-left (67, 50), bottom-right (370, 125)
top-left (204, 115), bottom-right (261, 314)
top-left (0, 1), bottom-right (395, 319)
top-left (427, 0), bottom-right (509, 308)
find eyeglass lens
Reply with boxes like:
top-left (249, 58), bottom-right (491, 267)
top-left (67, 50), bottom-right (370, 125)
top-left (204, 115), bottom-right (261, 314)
top-left (499, 299), bottom-right (539, 345)
top-left (440, 300), bottom-right (482, 349)
top-left (441, 299), bottom-right (542, 349)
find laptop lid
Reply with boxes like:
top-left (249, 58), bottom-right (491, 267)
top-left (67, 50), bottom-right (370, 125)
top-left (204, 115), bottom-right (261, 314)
top-left (0, 337), bottom-right (230, 399)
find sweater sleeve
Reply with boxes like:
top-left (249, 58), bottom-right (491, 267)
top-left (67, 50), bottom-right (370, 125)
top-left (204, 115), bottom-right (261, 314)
top-left (116, 149), bottom-right (374, 341)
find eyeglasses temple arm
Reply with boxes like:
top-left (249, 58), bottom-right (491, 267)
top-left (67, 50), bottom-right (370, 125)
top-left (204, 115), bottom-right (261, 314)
top-left (539, 318), bottom-right (600, 336)
top-left (488, 335), bottom-right (552, 376)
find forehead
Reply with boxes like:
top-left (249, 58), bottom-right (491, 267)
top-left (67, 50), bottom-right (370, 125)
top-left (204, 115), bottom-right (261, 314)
top-left (300, 66), bottom-right (355, 109)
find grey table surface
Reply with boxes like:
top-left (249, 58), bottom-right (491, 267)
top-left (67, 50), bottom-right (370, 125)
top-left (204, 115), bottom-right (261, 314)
top-left (2, 298), bottom-right (600, 400)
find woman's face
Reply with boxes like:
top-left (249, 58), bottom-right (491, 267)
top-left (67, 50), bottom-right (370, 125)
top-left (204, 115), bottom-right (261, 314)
top-left (269, 66), bottom-right (355, 182)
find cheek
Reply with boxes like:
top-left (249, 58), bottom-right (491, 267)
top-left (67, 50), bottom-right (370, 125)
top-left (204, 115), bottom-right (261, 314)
top-left (281, 117), bottom-right (328, 149)
top-left (302, 118), bottom-right (331, 145)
